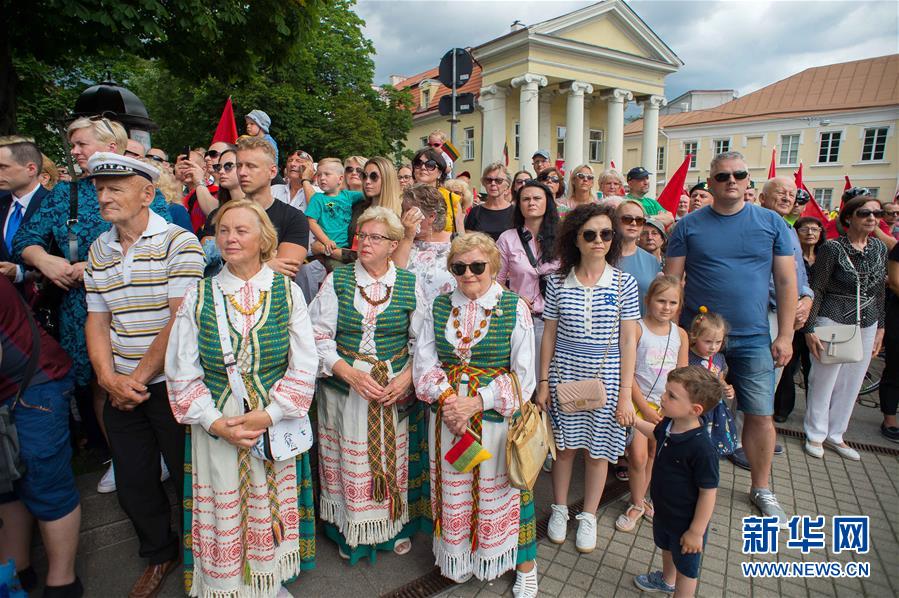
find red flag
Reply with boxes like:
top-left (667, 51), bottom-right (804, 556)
top-left (555, 159), bottom-right (565, 177)
top-left (767, 148), bottom-right (777, 179)
top-left (658, 154), bottom-right (692, 216)
top-left (211, 97), bottom-right (238, 145)
top-left (610, 160), bottom-right (616, 170)
top-left (502, 142), bottom-right (509, 167)
top-left (793, 162), bottom-right (812, 196)
top-left (843, 175), bottom-right (852, 192)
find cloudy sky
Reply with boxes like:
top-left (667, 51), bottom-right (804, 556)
top-left (357, 0), bottom-right (898, 102)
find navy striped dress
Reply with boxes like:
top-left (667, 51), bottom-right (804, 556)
top-left (544, 266), bottom-right (640, 461)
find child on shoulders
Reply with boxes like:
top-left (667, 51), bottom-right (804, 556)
top-left (307, 157), bottom-right (365, 268)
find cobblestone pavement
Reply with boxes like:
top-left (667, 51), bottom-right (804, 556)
top-left (437, 435), bottom-right (899, 598)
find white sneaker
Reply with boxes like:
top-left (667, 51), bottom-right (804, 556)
top-left (512, 565), bottom-right (538, 598)
top-left (547, 504), bottom-right (569, 544)
top-left (97, 462), bottom-right (116, 494)
top-left (575, 512), bottom-right (597, 553)
top-left (160, 455), bottom-right (170, 482)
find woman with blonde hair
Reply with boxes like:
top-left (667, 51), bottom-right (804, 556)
top-left (310, 206), bottom-right (431, 564)
top-left (166, 199), bottom-right (318, 597)
top-left (597, 169), bottom-right (626, 204)
top-left (344, 155), bottom-right (368, 192)
top-left (558, 164), bottom-right (597, 216)
top-left (152, 159), bottom-right (194, 232)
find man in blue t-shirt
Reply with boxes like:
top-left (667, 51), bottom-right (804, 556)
top-left (665, 151), bottom-right (797, 527)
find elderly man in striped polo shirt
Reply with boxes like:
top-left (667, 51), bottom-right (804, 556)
top-left (83, 152), bottom-right (204, 598)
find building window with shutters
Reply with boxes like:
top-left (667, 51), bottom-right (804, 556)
top-left (861, 127), bottom-right (888, 161)
top-left (779, 134), bottom-right (800, 166)
top-left (817, 131), bottom-right (841, 163)
top-left (589, 130), bottom-right (604, 162)
top-left (463, 127), bottom-right (475, 161)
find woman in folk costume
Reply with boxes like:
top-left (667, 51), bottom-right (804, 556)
top-left (309, 206), bottom-right (430, 563)
top-left (413, 232), bottom-right (539, 598)
top-left (166, 200), bottom-right (317, 598)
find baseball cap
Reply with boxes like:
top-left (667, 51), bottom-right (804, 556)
top-left (532, 149), bottom-right (550, 160)
top-left (626, 166), bottom-right (650, 180)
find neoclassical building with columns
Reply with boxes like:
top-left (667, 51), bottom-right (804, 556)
top-left (393, 0), bottom-right (681, 187)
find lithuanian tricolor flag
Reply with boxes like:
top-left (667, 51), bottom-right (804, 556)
top-left (445, 429), bottom-right (491, 473)
top-left (442, 141), bottom-right (460, 162)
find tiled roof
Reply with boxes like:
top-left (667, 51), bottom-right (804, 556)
top-left (625, 54), bottom-right (899, 134)
top-left (392, 61), bottom-right (484, 118)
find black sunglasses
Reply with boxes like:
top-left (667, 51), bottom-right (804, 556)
top-left (205, 149), bottom-right (222, 159)
top-left (450, 261), bottom-right (487, 276)
top-left (539, 175), bottom-right (561, 183)
top-left (212, 162), bottom-right (235, 173)
top-left (582, 229), bottom-right (615, 243)
top-left (712, 170), bottom-right (750, 183)
top-left (362, 171), bottom-right (380, 182)
top-left (345, 166), bottom-right (364, 175)
top-left (145, 154), bottom-right (165, 163)
top-left (619, 215), bottom-right (646, 226)
top-left (855, 209), bottom-right (884, 219)
top-left (413, 159), bottom-right (439, 172)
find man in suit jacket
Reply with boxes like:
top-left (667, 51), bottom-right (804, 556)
top-left (0, 140), bottom-right (48, 286)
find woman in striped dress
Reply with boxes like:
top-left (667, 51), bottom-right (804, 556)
top-left (535, 203), bottom-right (640, 553)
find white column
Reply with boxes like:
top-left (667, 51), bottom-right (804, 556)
top-left (478, 84), bottom-right (509, 166)
top-left (538, 90), bottom-right (554, 153)
top-left (604, 88), bottom-right (632, 172)
top-left (563, 81), bottom-right (593, 168)
top-left (640, 94), bottom-right (667, 191)
top-left (511, 73), bottom-right (547, 171)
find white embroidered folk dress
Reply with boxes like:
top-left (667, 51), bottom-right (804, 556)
top-left (166, 265), bottom-right (318, 598)
top-left (413, 282), bottom-right (536, 582)
top-left (308, 261), bottom-right (428, 547)
top-left (407, 239), bottom-right (455, 303)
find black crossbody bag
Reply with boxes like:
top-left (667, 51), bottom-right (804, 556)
top-left (516, 227), bottom-right (547, 299)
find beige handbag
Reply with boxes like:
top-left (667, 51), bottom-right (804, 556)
top-left (506, 373), bottom-right (556, 490)
top-left (555, 270), bottom-right (620, 413)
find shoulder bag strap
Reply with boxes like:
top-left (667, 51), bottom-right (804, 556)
top-left (211, 280), bottom-right (251, 409)
top-left (66, 179), bottom-right (79, 263)
top-left (516, 227), bottom-right (540, 270)
top-left (12, 290), bottom-right (42, 407)
top-left (836, 242), bottom-right (862, 325)
top-left (595, 269), bottom-right (622, 376)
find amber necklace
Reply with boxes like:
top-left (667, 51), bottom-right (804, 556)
top-left (451, 306), bottom-right (492, 343)
top-left (358, 284), bottom-right (392, 307)
top-left (227, 290), bottom-right (267, 316)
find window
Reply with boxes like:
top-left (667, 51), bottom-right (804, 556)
top-left (861, 127), bottom-right (888, 161)
top-left (779, 134), bottom-right (800, 166)
top-left (656, 146), bottom-right (665, 172)
top-left (814, 188), bottom-right (833, 210)
top-left (713, 139), bottom-right (730, 155)
top-left (421, 88), bottom-right (431, 109)
top-left (556, 126), bottom-right (566, 161)
top-left (589, 130), bottom-right (604, 162)
top-left (818, 131), bottom-right (841, 163)
top-left (420, 136), bottom-right (428, 148)
top-left (462, 127), bottom-right (475, 161)
top-left (867, 187), bottom-right (879, 198)
top-left (683, 141), bottom-right (697, 168)
top-left (514, 122), bottom-right (520, 159)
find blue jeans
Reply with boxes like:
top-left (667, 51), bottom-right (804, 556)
top-left (0, 373), bottom-right (79, 521)
top-left (723, 334), bottom-right (775, 416)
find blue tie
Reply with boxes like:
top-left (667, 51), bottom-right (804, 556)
top-left (4, 202), bottom-right (23, 254)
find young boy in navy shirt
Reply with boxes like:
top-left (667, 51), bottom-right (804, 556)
top-left (632, 366), bottom-right (721, 597)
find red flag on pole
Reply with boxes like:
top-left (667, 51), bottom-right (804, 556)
top-left (767, 148), bottom-right (777, 179)
top-left (843, 175), bottom-right (852, 192)
top-left (795, 164), bottom-right (827, 223)
top-left (657, 154), bottom-right (692, 216)
top-left (502, 142), bottom-right (509, 167)
top-left (610, 160), bottom-right (616, 170)
top-left (211, 97), bottom-right (238, 145)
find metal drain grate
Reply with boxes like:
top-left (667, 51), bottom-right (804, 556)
top-left (776, 426), bottom-right (899, 456)
top-left (381, 479), bottom-right (630, 598)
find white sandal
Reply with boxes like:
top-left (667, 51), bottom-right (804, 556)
top-left (512, 565), bottom-right (538, 598)
top-left (614, 503), bottom-right (645, 532)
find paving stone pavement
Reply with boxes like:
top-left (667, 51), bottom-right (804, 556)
top-left (437, 435), bottom-right (899, 598)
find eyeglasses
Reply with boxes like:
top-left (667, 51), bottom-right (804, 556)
top-left (212, 162), bottom-right (235, 173)
top-left (205, 149), bottom-right (222, 159)
top-left (145, 154), bottom-right (166, 163)
top-left (619, 215), bottom-right (647, 226)
top-left (88, 115), bottom-right (117, 138)
top-left (483, 176), bottom-right (506, 186)
top-left (855, 209), bottom-right (884, 219)
top-left (797, 226), bottom-right (822, 234)
top-left (576, 173), bottom-right (595, 182)
top-left (413, 159), bottom-right (438, 172)
top-left (712, 170), bottom-right (750, 182)
top-left (581, 229), bottom-right (615, 243)
top-left (539, 175), bottom-right (560, 184)
top-left (123, 150), bottom-right (141, 158)
top-left (356, 232), bottom-right (392, 244)
top-left (450, 261), bottom-right (488, 276)
top-left (345, 166), bottom-right (363, 175)
top-left (398, 174), bottom-right (413, 181)
top-left (361, 171), bottom-right (380, 182)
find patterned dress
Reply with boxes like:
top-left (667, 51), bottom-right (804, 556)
top-left (166, 266), bottom-right (317, 597)
top-left (12, 179), bottom-right (171, 385)
top-left (544, 266), bottom-right (640, 461)
top-left (309, 262), bottom-right (431, 564)
top-left (407, 240), bottom-right (455, 304)
top-left (413, 283), bottom-right (537, 582)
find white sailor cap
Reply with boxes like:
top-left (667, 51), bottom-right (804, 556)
top-left (87, 152), bottom-right (160, 183)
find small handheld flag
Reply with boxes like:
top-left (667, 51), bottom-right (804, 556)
top-left (445, 428), bottom-right (491, 473)
top-left (442, 141), bottom-right (460, 162)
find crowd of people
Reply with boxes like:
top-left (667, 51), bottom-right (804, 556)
top-left (0, 110), bottom-right (897, 598)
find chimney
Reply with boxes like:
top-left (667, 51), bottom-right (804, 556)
top-left (510, 20), bottom-right (525, 32)
top-left (389, 75), bottom-right (407, 87)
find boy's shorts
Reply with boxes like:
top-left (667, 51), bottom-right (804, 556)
top-left (653, 523), bottom-right (705, 579)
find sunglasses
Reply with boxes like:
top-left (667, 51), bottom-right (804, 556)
top-left (290, 150), bottom-right (312, 161)
top-left (712, 170), bottom-right (750, 182)
top-left (576, 173), bottom-right (595, 181)
top-left (356, 232), bottom-right (391, 244)
top-left (123, 150), bottom-right (141, 158)
top-left (145, 154), bottom-right (166, 163)
top-left (413, 159), bottom-right (439, 172)
top-left (428, 142), bottom-right (443, 148)
top-left (619, 215), bottom-right (647, 226)
top-left (855, 209), bottom-right (884, 219)
top-left (88, 115), bottom-right (117, 138)
top-left (483, 176), bottom-right (506, 186)
top-left (884, 210), bottom-right (899, 216)
top-left (450, 261), bottom-right (487, 276)
top-left (212, 161), bottom-right (235, 173)
top-left (345, 166), bottom-right (364, 175)
top-left (205, 149), bottom-right (222, 159)
top-left (581, 228), bottom-right (615, 243)
top-left (539, 175), bottom-right (560, 184)
top-left (361, 171), bottom-right (380, 182)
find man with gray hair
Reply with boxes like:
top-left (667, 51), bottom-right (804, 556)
top-left (665, 151), bottom-right (798, 527)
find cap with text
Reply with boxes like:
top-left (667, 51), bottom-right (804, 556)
top-left (87, 152), bottom-right (159, 183)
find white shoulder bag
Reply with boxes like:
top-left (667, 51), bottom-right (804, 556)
top-left (814, 245), bottom-right (864, 365)
top-left (212, 280), bottom-right (313, 461)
